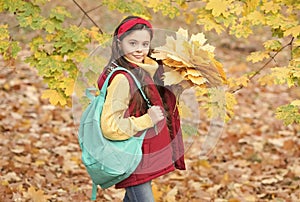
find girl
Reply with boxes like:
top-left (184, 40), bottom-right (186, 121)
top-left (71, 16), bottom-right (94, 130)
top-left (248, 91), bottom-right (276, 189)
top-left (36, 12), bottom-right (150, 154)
top-left (97, 16), bottom-right (186, 202)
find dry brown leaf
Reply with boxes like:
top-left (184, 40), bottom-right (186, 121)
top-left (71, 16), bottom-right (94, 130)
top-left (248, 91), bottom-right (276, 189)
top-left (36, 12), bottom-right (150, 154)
top-left (152, 183), bottom-right (163, 201)
top-left (24, 186), bottom-right (50, 202)
top-left (165, 186), bottom-right (178, 202)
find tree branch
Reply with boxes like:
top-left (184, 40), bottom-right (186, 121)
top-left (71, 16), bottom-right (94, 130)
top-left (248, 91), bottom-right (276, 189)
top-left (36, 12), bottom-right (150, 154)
top-left (231, 37), bottom-right (294, 93)
top-left (78, 4), bottom-right (103, 27)
top-left (72, 0), bottom-right (103, 34)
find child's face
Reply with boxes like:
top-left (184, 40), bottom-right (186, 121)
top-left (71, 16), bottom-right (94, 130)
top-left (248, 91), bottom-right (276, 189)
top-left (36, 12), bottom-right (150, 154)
top-left (119, 29), bottom-right (151, 63)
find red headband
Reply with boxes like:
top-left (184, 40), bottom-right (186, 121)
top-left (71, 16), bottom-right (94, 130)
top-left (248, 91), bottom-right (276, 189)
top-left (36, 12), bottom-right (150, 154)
top-left (117, 18), bottom-right (153, 39)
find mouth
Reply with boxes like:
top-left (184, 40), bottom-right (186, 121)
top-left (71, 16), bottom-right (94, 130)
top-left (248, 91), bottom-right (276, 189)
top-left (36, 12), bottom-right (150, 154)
top-left (133, 55), bottom-right (144, 59)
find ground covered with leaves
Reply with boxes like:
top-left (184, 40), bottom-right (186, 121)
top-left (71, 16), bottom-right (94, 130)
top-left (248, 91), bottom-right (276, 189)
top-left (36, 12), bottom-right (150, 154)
top-left (1, 46), bottom-right (299, 202)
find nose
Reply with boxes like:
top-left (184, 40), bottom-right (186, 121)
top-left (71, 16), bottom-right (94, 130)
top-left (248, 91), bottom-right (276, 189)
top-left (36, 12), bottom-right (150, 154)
top-left (136, 46), bottom-right (143, 52)
top-left (136, 44), bottom-right (143, 52)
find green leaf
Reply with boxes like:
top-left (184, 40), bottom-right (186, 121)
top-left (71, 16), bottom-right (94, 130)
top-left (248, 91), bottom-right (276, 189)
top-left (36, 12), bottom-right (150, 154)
top-left (11, 41), bottom-right (21, 58)
top-left (44, 18), bottom-right (63, 33)
top-left (50, 6), bottom-right (72, 22)
top-left (30, 0), bottom-right (49, 5)
top-left (181, 124), bottom-right (198, 137)
top-left (229, 21), bottom-right (253, 38)
top-left (103, 0), bottom-right (151, 18)
top-left (0, 1), bottom-right (3, 12)
top-left (263, 40), bottom-right (282, 51)
top-left (276, 104), bottom-right (300, 125)
top-left (207, 87), bottom-right (227, 120)
top-left (3, 0), bottom-right (24, 13)
top-left (64, 26), bottom-right (89, 43)
top-left (271, 67), bottom-right (294, 87)
top-left (0, 24), bottom-right (9, 40)
top-left (0, 25), bottom-right (21, 60)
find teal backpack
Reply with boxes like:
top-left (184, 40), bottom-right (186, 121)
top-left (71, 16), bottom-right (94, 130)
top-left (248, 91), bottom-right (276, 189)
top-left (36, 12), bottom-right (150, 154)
top-left (78, 67), bottom-right (151, 200)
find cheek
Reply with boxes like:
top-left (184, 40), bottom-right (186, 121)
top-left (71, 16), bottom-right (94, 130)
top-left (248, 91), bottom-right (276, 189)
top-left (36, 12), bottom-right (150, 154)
top-left (120, 42), bottom-right (132, 54)
top-left (123, 47), bottom-right (134, 54)
top-left (142, 48), bottom-right (150, 54)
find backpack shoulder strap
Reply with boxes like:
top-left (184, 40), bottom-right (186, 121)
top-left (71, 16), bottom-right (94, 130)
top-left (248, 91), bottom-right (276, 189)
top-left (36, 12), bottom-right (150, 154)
top-left (101, 66), bottom-right (152, 108)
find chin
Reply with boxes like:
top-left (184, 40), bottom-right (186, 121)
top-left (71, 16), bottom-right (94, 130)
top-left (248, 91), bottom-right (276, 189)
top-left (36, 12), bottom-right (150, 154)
top-left (132, 58), bottom-right (144, 63)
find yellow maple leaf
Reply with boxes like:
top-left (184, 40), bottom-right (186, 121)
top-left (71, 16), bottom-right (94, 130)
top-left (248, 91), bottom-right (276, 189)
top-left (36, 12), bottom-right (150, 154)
top-left (167, 54), bottom-right (191, 67)
top-left (261, 0), bottom-right (281, 14)
top-left (190, 32), bottom-right (207, 46)
top-left (243, 0), bottom-right (260, 15)
top-left (187, 75), bottom-right (208, 85)
top-left (246, 10), bottom-right (265, 26)
top-left (202, 43), bottom-right (216, 53)
top-left (184, 12), bottom-right (194, 24)
top-left (151, 28), bottom-right (227, 88)
top-left (186, 68), bottom-right (203, 77)
top-left (212, 58), bottom-right (227, 82)
top-left (190, 48), bottom-right (211, 65)
top-left (225, 92), bottom-right (237, 113)
top-left (176, 27), bottom-right (188, 41)
top-left (60, 77), bottom-right (75, 96)
top-left (41, 89), bottom-right (67, 106)
top-left (246, 51), bottom-right (270, 63)
top-left (163, 70), bottom-right (185, 85)
top-left (230, 22), bottom-right (253, 38)
top-left (258, 74), bottom-right (275, 86)
top-left (147, 0), bottom-right (160, 9)
top-left (197, 16), bottom-right (225, 34)
top-left (228, 75), bottom-right (249, 88)
top-left (263, 39), bottom-right (282, 51)
top-left (284, 25), bottom-right (300, 38)
top-left (206, 0), bottom-right (231, 17)
top-left (178, 101), bottom-right (193, 119)
top-left (151, 50), bottom-right (168, 60)
top-left (165, 35), bottom-right (176, 51)
top-left (291, 100), bottom-right (300, 106)
top-left (271, 67), bottom-right (293, 86)
top-left (190, 54), bottom-right (210, 66)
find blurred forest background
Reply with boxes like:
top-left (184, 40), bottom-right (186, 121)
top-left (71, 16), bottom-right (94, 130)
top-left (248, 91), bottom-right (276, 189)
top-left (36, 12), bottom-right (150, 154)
top-left (0, 0), bottom-right (299, 201)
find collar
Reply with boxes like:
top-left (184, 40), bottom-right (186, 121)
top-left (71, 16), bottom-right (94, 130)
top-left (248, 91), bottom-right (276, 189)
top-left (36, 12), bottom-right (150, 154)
top-left (125, 56), bottom-right (159, 77)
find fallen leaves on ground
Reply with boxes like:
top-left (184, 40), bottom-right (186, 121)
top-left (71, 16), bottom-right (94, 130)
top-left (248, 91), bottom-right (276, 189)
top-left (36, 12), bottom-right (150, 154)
top-left (0, 48), bottom-right (299, 202)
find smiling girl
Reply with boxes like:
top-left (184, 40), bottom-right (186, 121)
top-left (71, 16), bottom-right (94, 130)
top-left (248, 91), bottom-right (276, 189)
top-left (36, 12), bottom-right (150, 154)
top-left (97, 16), bottom-right (186, 202)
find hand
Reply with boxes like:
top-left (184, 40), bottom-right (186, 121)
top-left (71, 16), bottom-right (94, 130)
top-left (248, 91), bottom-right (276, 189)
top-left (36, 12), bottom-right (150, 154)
top-left (147, 106), bottom-right (164, 125)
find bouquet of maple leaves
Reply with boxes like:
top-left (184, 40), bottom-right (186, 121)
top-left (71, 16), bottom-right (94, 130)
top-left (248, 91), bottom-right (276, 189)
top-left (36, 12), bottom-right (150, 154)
top-left (151, 28), bottom-right (227, 96)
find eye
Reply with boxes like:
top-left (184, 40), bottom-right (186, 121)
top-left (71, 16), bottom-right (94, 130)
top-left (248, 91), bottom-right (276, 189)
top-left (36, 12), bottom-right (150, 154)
top-left (129, 41), bottom-right (137, 46)
top-left (143, 42), bottom-right (150, 47)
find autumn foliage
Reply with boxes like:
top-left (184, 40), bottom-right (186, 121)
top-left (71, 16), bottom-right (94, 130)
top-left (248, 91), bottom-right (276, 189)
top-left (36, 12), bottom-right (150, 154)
top-left (1, 0), bottom-right (299, 124)
top-left (0, 0), bottom-right (300, 201)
